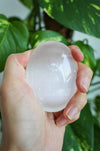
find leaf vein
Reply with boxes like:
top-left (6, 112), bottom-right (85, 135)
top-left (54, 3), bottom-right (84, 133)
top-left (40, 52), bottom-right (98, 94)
top-left (0, 22), bottom-right (10, 48)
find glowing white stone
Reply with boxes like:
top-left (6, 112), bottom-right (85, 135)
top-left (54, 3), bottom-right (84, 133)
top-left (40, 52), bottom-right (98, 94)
top-left (26, 41), bottom-right (78, 112)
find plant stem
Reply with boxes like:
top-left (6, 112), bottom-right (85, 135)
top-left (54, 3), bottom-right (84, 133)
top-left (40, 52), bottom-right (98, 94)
top-left (91, 81), bottom-right (100, 86)
top-left (33, 0), bottom-right (42, 31)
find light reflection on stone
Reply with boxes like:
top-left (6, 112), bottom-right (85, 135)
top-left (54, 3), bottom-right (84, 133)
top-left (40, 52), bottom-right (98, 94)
top-left (26, 41), bottom-right (78, 112)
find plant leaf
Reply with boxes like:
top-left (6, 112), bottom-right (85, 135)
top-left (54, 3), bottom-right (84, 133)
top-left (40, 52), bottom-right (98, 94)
top-left (0, 14), bottom-right (29, 72)
top-left (8, 17), bottom-right (21, 22)
top-left (30, 30), bottom-right (70, 48)
top-left (62, 104), bottom-right (94, 151)
top-left (19, 0), bottom-right (33, 9)
top-left (94, 125), bottom-right (100, 151)
top-left (71, 104), bottom-right (94, 151)
top-left (93, 96), bottom-right (100, 127)
top-left (62, 125), bottom-right (82, 151)
top-left (37, 0), bottom-right (100, 38)
top-left (73, 40), bottom-right (96, 71)
top-left (94, 59), bottom-right (100, 76)
top-left (0, 14), bottom-right (7, 20)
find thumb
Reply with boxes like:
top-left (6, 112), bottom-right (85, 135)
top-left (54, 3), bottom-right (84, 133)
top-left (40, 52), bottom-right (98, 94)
top-left (3, 50), bottom-right (33, 83)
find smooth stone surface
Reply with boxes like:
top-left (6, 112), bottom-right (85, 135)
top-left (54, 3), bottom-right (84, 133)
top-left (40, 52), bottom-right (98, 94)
top-left (26, 41), bottom-right (78, 112)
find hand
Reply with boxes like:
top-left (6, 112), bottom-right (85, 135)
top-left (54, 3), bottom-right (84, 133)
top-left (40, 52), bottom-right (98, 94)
top-left (0, 45), bottom-right (93, 151)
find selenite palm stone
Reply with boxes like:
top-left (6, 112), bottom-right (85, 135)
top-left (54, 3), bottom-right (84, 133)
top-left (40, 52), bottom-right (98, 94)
top-left (26, 41), bottom-right (78, 112)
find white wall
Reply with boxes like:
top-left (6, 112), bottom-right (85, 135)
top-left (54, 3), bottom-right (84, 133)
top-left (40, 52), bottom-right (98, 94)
top-left (73, 31), bottom-right (100, 59)
top-left (0, 0), bottom-right (30, 84)
top-left (0, 0), bottom-right (29, 19)
top-left (0, 0), bottom-right (100, 99)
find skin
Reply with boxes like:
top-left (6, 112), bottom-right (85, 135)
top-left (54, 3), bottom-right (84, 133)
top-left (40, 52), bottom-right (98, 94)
top-left (0, 45), bottom-right (93, 151)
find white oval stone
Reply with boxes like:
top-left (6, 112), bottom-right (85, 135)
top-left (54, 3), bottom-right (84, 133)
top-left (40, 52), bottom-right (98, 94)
top-left (26, 41), bottom-right (78, 112)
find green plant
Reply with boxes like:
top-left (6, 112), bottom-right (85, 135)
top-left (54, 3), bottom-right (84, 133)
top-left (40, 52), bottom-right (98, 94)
top-left (0, 0), bottom-right (100, 150)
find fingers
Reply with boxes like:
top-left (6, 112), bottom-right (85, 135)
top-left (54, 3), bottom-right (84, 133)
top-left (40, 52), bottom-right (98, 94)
top-left (69, 45), bottom-right (93, 92)
top-left (55, 45), bottom-right (93, 127)
top-left (55, 91), bottom-right (87, 127)
top-left (63, 91), bottom-right (87, 119)
top-left (69, 45), bottom-right (93, 93)
top-left (77, 63), bottom-right (93, 93)
top-left (3, 50), bottom-right (33, 82)
top-left (54, 110), bottom-right (64, 119)
top-left (69, 45), bottom-right (84, 62)
top-left (55, 112), bottom-right (80, 127)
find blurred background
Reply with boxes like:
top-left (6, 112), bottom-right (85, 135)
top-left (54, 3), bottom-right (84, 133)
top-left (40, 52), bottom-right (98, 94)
top-left (0, 0), bottom-right (100, 148)
top-left (0, 0), bottom-right (100, 98)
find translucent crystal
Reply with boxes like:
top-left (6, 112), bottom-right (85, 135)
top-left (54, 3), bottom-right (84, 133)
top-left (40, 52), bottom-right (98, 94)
top-left (26, 41), bottom-right (78, 112)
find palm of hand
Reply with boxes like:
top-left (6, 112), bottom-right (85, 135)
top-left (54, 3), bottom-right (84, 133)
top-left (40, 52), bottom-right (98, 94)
top-left (1, 81), bottom-right (64, 151)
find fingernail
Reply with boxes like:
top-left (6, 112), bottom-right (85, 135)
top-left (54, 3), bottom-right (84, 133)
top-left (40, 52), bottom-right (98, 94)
top-left (81, 77), bottom-right (90, 92)
top-left (66, 107), bottom-right (79, 120)
top-left (56, 116), bottom-right (67, 127)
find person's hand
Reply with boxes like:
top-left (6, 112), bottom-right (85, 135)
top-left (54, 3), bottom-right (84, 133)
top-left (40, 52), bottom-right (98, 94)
top-left (0, 45), bottom-right (93, 151)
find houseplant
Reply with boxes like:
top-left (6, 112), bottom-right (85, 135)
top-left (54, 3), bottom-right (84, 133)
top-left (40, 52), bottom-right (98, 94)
top-left (0, 0), bottom-right (100, 150)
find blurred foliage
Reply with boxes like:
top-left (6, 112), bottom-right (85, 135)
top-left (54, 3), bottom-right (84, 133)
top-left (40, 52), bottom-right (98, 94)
top-left (30, 30), bottom-right (70, 48)
top-left (94, 59), bottom-right (100, 76)
top-left (0, 0), bottom-right (100, 150)
top-left (73, 40), bottom-right (96, 72)
top-left (94, 125), bottom-right (100, 151)
top-left (62, 104), bottom-right (94, 151)
top-left (92, 96), bottom-right (100, 127)
top-left (0, 14), bottom-right (29, 72)
top-left (19, 0), bottom-right (33, 9)
top-left (37, 0), bottom-right (100, 38)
